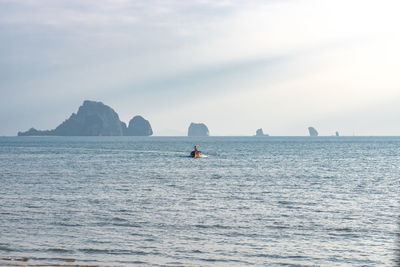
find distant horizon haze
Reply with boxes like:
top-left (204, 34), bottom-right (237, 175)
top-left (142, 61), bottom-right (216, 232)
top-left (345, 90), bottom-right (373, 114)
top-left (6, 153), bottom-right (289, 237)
top-left (3, 98), bottom-right (400, 137)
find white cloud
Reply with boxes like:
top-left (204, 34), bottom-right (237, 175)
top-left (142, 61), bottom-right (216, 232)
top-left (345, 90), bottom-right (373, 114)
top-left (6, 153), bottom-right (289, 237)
top-left (0, 0), bottom-right (399, 135)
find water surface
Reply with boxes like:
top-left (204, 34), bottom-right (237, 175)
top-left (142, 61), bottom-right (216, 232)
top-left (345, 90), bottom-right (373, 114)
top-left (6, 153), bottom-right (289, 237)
top-left (0, 136), bottom-right (399, 266)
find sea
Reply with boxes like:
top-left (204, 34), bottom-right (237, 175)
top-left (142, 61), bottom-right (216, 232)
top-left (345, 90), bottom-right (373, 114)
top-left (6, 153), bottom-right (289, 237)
top-left (0, 136), bottom-right (399, 266)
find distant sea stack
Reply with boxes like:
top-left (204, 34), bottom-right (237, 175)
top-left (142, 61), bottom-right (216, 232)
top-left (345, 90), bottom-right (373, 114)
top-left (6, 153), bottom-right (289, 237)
top-left (255, 128), bottom-right (269, 136)
top-left (124, 116), bottom-right (153, 136)
top-left (18, 100), bottom-right (124, 136)
top-left (308, 127), bottom-right (318, 137)
top-left (18, 100), bottom-right (153, 137)
top-left (188, 123), bottom-right (209, 136)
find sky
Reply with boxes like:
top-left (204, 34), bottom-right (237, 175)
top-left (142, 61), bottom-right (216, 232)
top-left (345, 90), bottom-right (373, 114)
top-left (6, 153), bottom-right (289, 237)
top-left (1, 0), bottom-right (399, 136)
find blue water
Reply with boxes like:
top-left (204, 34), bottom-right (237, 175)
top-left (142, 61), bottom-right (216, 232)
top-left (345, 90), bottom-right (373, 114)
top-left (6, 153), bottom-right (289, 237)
top-left (0, 136), bottom-right (399, 266)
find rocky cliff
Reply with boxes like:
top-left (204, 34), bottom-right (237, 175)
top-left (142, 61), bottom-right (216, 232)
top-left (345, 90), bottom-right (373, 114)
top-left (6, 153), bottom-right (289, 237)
top-left (124, 116), bottom-right (153, 136)
top-left (188, 123), bottom-right (209, 136)
top-left (18, 100), bottom-right (152, 136)
top-left (53, 100), bottom-right (125, 136)
top-left (308, 127), bottom-right (318, 137)
top-left (255, 128), bottom-right (269, 136)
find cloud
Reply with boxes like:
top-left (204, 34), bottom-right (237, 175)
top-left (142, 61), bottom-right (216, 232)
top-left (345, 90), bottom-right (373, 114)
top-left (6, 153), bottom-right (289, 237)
top-left (0, 0), bottom-right (400, 135)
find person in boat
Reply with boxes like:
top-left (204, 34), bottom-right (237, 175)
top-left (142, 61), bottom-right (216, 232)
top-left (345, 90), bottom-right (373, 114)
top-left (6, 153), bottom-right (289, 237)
top-left (191, 145), bottom-right (201, 157)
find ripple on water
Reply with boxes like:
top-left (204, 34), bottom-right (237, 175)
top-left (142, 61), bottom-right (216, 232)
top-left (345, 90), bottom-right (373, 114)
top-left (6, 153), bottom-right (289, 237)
top-left (0, 136), bottom-right (399, 266)
top-left (0, 246), bottom-right (12, 252)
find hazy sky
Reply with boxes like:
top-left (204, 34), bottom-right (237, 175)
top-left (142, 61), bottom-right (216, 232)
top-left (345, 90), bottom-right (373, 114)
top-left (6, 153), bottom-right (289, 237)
top-left (1, 0), bottom-right (399, 136)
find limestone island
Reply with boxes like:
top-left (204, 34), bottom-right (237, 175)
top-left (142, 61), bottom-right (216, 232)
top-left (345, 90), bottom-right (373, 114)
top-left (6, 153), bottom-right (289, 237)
top-left (255, 128), bottom-right (269, 137)
top-left (308, 127), bottom-right (318, 137)
top-left (125, 116), bottom-right (153, 136)
top-left (188, 123), bottom-right (209, 136)
top-left (18, 100), bottom-right (153, 136)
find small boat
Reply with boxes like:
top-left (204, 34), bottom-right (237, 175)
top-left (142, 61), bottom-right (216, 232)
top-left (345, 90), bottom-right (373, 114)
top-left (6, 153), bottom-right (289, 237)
top-left (190, 145), bottom-right (201, 158)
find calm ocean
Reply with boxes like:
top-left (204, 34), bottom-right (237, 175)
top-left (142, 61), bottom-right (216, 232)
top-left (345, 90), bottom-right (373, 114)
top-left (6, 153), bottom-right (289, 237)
top-left (0, 136), bottom-right (399, 266)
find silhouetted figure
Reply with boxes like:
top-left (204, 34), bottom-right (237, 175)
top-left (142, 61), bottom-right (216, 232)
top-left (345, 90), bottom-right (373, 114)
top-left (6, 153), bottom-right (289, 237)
top-left (191, 145), bottom-right (201, 158)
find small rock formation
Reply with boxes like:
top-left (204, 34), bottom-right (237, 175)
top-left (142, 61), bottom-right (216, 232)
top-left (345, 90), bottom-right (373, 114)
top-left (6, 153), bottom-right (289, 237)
top-left (255, 128), bottom-right (269, 136)
top-left (18, 128), bottom-right (53, 136)
top-left (124, 115), bottom-right (153, 136)
top-left (335, 131), bottom-right (339, 137)
top-left (18, 100), bottom-right (147, 136)
top-left (308, 127), bottom-right (318, 137)
top-left (188, 122), bottom-right (209, 136)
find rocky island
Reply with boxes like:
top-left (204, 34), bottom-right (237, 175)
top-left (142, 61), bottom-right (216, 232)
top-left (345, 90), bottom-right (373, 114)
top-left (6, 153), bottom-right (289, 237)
top-left (308, 127), bottom-right (318, 137)
top-left (124, 116), bottom-right (153, 136)
top-left (188, 123), bottom-right (209, 136)
top-left (255, 128), bottom-right (269, 136)
top-left (18, 100), bottom-right (153, 136)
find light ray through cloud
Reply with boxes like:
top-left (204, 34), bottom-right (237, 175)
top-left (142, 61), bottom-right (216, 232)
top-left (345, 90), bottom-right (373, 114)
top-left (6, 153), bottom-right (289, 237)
top-left (0, 0), bottom-right (399, 135)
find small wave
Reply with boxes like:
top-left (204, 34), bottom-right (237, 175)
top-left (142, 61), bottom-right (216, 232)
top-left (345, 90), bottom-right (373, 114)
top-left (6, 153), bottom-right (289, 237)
top-left (54, 222), bottom-right (83, 227)
top-left (269, 224), bottom-right (290, 229)
top-left (165, 261), bottom-right (186, 266)
top-left (130, 232), bottom-right (147, 237)
top-left (129, 260), bottom-right (148, 264)
top-left (60, 258), bottom-right (75, 262)
top-left (3, 256), bottom-right (103, 266)
top-left (0, 256), bottom-right (28, 262)
top-left (194, 224), bottom-right (232, 229)
top-left (79, 248), bottom-right (157, 256)
top-left (328, 232), bottom-right (360, 238)
top-left (112, 222), bottom-right (141, 227)
top-left (111, 216), bottom-right (128, 222)
top-left (45, 248), bottom-right (73, 254)
top-left (39, 257), bottom-right (76, 262)
top-left (333, 227), bottom-right (353, 232)
top-left (24, 204), bottom-right (41, 209)
top-left (78, 248), bottom-right (132, 255)
top-left (0, 246), bottom-right (12, 252)
top-left (200, 257), bottom-right (234, 263)
top-left (277, 200), bottom-right (295, 205)
top-left (253, 253), bottom-right (307, 260)
top-left (201, 258), bottom-right (220, 262)
top-left (117, 209), bottom-right (130, 212)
